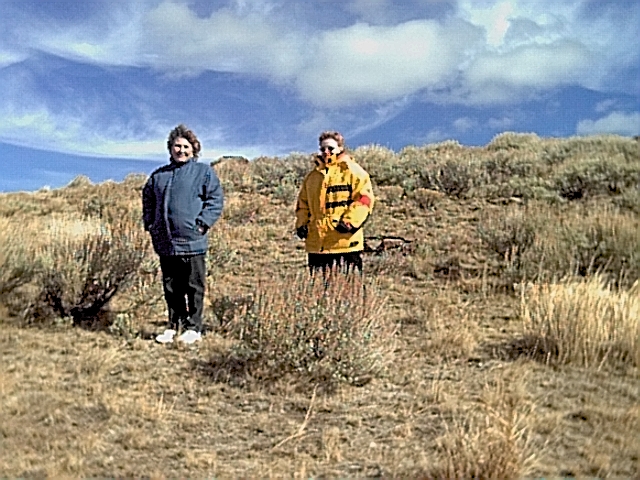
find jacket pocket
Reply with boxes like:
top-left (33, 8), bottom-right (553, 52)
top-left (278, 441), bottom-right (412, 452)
top-left (171, 218), bottom-right (200, 241)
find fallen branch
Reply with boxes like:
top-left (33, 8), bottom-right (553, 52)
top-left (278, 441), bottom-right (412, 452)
top-left (364, 236), bottom-right (414, 255)
top-left (272, 385), bottom-right (317, 450)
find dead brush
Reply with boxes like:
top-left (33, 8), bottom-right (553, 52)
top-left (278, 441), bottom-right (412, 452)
top-left (519, 275), bottom-right (640, 369)
top-left (219, 272), bottom-right (396, 388)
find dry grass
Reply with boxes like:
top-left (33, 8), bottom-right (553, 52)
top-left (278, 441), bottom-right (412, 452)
top-left (0, 134), bottom-right (638, 478)
top-left (520, 275), bottom-right (640, 369)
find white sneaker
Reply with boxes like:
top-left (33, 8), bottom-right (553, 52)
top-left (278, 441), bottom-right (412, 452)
top-left (156, 329), bottom-right (176, 344)
top-left (178, 330), bottom-right (202, 344)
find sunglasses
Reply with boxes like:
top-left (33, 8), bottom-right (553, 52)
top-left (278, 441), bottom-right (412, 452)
top-left (320, 145), bottom-right (337, 153)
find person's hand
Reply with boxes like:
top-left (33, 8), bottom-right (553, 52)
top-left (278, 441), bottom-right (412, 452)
top-left (196, 220), bottom-right (209, 234)
top-left (335, 221), bottom-right (354, 233)
top-left (296, 225), bottom-right (308, 239)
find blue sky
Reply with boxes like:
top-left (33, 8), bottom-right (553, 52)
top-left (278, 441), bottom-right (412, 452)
top-left (1, 0), bottom-right (638, 191)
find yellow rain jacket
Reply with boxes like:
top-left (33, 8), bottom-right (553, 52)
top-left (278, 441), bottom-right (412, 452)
top-left (296, 152), bottom-right (375, 254)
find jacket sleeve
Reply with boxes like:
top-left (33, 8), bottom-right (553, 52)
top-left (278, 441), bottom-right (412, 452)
top-left (197, 168), bottom-right (224, 228)
top-left (295, 176), bottom-right (310, 229)
top-left (142, 176), bottom-right (155, 231)
top-left (341, 170), bottom-right (374, 229)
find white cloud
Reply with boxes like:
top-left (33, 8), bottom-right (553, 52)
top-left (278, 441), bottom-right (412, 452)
top-left (462, 40), bottom-right (593, 104)
top-left (594, 99), bottom-right (617, 113)
top-left (456, 0), bottom-right (639, 101)
top-left (296, 19), bottom-right (482, 105)
top-left (1, 0), bottom-right (639, 162)
top-left (20, 5), bottom-right (145, 67)
top-left (0, 103), bottom-right (283, 161)
top-left (0, 105), bottom-right (163, 159)
top-left (0, 50), bottom-right (27, 68)
top-left (487, 116), bottom-right (515, 130)
top-left (423, 127), bottom-right (450, 144)
top-left (6, 0), bottom-right (638, 107)
top-left (140, 2), bottom-right (306, 81)
top-left (461, 0), bottom-right (515, 47)
top-left (576, 111), bottom-right (640, 137)
top-left (453, 117), bottom-right (477, 132)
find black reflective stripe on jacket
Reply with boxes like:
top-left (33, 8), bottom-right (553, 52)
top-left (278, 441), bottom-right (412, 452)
top-left (326, 199), bottom-right (353, 209)
top-left (326, 185), bottom-right (352, 194)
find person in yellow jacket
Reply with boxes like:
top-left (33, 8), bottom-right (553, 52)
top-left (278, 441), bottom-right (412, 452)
top-left (295, 131), bottom-right (375, 274)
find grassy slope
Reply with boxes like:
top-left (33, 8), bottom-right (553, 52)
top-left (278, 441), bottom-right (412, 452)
top-left (0, 134), bottom-right (638, 478)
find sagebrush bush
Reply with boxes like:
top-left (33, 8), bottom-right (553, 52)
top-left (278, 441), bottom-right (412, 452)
top-left (480, 203), bottom-right (640, 287)
top-left (406, 187), bottom-right (445, 210)
top-left (354, 144), bottom-right (402, 187)
top-left (553, 155), bottom-right (640, 200)
top-left (205, 227), bottom-right (240, 276)
top-left (220, 272), bottom-right (396, 387)
top-left (209, 133), bottom-right (639, 204)
top-left (429, 158), bottom-right (478, 198)
top-left (27, 213), bottom-right (150, 326)
top-left (487, 132), bottom-right (541, 151)
top-left (520, 275), bottom-right (640, 369)
top-left (221, 193), bottom-right (271, 226)
top-left (375, 185), bottom-right (405, 207)
top-left (478, 209), bottom-right (537, 270)
top-left (0, 219), bottom-right (38, 302)
top-left (536, 206), bottom-right (639, 286)
top-left (250, 154), bottom-right (310, 194)
top-left (214, 157), bottom-right (255, 193)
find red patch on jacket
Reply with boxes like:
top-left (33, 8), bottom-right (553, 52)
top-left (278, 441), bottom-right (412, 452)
top-left (356, 194), bottom-right (372, 207)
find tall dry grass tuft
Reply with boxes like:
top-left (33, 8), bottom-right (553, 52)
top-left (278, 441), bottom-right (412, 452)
top-left (424, 376), bottom-right (537, 480)
top-left (520, 275), bottom-right (640, 369)
top-left (427, 410), bottom-right (534, 480)
top-left (218, 272), bottom-right (396, 387)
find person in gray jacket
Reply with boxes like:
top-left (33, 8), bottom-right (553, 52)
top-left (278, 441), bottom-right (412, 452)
top-left (143, 124), bottom-right (224, 344)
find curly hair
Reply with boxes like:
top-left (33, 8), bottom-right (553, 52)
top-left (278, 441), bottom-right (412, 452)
top-left (167, 124), bottom-right (201, 159)
top-left (318, 130), bottom-right (345, 149)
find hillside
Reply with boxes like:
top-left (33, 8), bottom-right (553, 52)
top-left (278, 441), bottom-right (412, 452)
top-left (1, 133), bottom-right (639, 478)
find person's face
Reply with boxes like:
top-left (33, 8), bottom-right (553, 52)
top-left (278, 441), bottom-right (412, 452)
top-left (171, 137), bottom-right (194, 163)
top-left (319, 138), bottom-right (341, 159)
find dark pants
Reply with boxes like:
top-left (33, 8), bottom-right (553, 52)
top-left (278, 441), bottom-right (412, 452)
top-left (159, 254), bottom-right (206, 332)
top-left (308, 252), bottom-right (363, 276)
